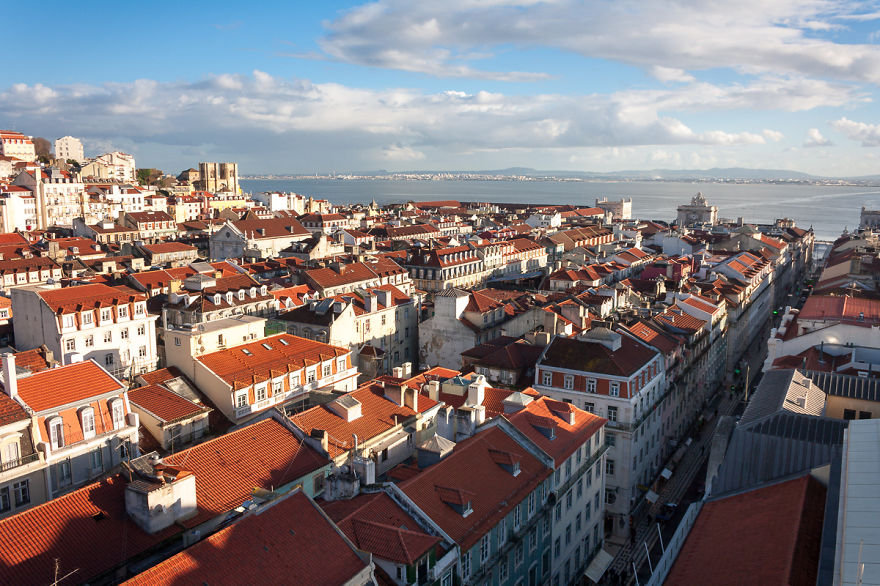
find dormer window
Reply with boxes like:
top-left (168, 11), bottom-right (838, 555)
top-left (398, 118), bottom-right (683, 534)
top-left (80, 407), bottom-right (96, 439)
top-left (435, 485), bottom-right (474, 518)
top-left (260, 285), bottom-right (267, 295)
top-left (213, 294), bottom-right (221, 305)
top-left (249, 287), bottom-right (256, 298)
top-left (226, 292), bottom-right (233, 304)
top-left (48, 417), bottom-right (64, 450)
top-left (82, 312), bottom-right (93, 325)
top-left (101, 309), bottom-right (112, 322)
top-left (110, 399), bottom-right (125, 429)
top-left (62, 314), bottom-right (75, 329)
top-left (118, 306), bottom-right (128, 318)
top-left (238, 290), bottom-right (245, 301)
top-left (134, 303), bottom-right (145, 316)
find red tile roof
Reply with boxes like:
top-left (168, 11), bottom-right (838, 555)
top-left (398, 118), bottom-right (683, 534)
top-left (323, 492), bottom-right (441, 565)
top-left (161, 418), bottom-right (330, 528)
top-left (540, 333), bottom-right (659, 379)
top-left (0, 476), bottom-right (175, 585)
top-left (128, 384), bottom-right (210, 423)
top-left (0, 391), bottom-right (28, 426)
top-left (15, 361), bottom-right (122, 412)
top-left (399, 425), bottom-right (551, 550)
top-left (508, 397), bottom-right (606, 467)
top-left (142, 241), bottom-right (197, 254)
top-left (37, 283), bottom-right (146, 314)
top-left (666, 475), bottom-right (826, 586)
top-left (138, 366), bottom-right (185, 385)
top-left (198, 333), bottom-right (350, 388)
top-left (123, 491), bottom-right (368, 586)
top-left (291, 384), bottom-right (438, 459)
top-left (799, 295), bottom-right (880, 325)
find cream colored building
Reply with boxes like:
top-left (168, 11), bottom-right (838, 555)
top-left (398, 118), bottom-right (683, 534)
top-left (197, 162), bottom-right (239, 194)
top-left (54, 136), bottom-right (84, 164)
top-left (82, 151), bottom-right (136, 182)
top-left (0, 131), bottom-right (35, 162)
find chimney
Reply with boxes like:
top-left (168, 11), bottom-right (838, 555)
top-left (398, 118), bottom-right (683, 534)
top-left (310, 428), bottom-right (329, 454)
top-left (1, 353), bottom-right (16, 400)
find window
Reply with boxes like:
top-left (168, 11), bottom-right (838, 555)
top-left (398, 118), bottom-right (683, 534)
top-left (461, 551), bottom-right (470, 580)
top-left (256, 386), bottom-right (267, 402)
top-left (528, 491), bottom-right (536, 517)
top-left (554, 537), bottom-right (561, 559)
top-left (313, 474), bottom-right (325, 495)
top-left (499, 553), bottom-right (509, 582)
top-left (138, 345), bottom-right (147, 358)
top-left (103, 331), bottom-right (112, 343)
top-left (860, 411), bottom-right (872, 419)
top-left (0, 487), bottom-right (8, 513)
top-left (134, 304), bottom-right (144, 315)
top-left (235, 393), bottom-right (247, 409)
top-left (555, 502), bottom-right (561, 521)
top-left (118, 306), bottom-right (128, 318)
top-left (565, 524), bottom-right (571, 546)
top-left (90, 448), bottom-right (103, 471)
top-left (49, 418), bottom-right (64, 449)
top-left (585, 500), bottom-right (591, 521)
top-left (563, 375), bottom-right (574, 390)
top-left (605, 490), bottom-right (616, 505)
top-left (62, 315), bottom-right (75, 328)
top-left (606, 459), bottom-right (615, 476)
top-left (272, 380), bottom-right (283, 394)
top-left (607, 406), bottom-right (618, 422)
top-left (606, 432), bottom-right (616, 447)
top-left (323, 363), bottom-right (332, 377)
top-left (82, 312), bottom-right (93, 325)
top-left (587, 378), bottom-right (596, 393)
top-left (101, 309), bottom-right (111, 322)
top-left (566, 490), bottom-right (573, 509)
top-left (121, 328), bottom-right (129, 339)
top-left (514, 504), bottom-right (522, 530)
top-left (498, 517), bottom-right (507, 546)
top-left (610, 382), bottom-right (620, 397)
top-left (594, 492), bottom-right (600, 511)
top-left (337, 358), bottom-right (346, 371)
top-left (307, 369), bottom-right (316, 383)
top-left (480, 534), bottom-right (490, 563)
top-left (542, 516), bottom-right (550, 537)
top-left (57, 460), bottom-right (72, 485)
top-left (85, 335), bottom-right (94, 348)
top-left (529, 526), bottom-right (538, 552)
top-left (515, 542), bottom-right (523, 567)
top-left (576, 512), bottom-right (582, 532)
top-left (81, 408), bottom-right (96, 438)
top-left (137, 325), bottom-right (145, 336)
top-left (584, 401), bottom-right (594, 413)
top-left (111, 400), bottom-right (125, 430)
top-left (65, 339), bottom-right (75, 352)
top-left (542, 371), bottom-right (552, 386)
top-left (576, 477), bottom-right (583, 498)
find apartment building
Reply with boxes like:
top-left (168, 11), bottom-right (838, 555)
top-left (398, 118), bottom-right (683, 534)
top-left (3, 357), bottom-right (139, 498)
top-left (276, 284), bottom-right (418, 377)
top-left (304, 258), bottom-right (413, 297)
top-left (0, 365), bottom-right (46, 518)
top-left (0, 131), bottom-right (35, 161)
top-left (172, 333), bottom-right (358, 424)
top-left (507, 396), bottom-right (610, 585)
top-left (402, 245), bottom-right (487, 291)
top-left (11, 283), bottom-right (160, 375)
top-left (54, 136), bottom-right (84, 164)
top-left (533, 327), bottom-right (665, 542)
top-left (209, 216), bottom-right (312, 259)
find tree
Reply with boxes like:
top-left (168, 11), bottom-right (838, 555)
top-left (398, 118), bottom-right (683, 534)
top-left (33, 137), bottom-right (51, 157)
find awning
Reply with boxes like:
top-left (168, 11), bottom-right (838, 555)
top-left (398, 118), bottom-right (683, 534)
top-left (645, 490), bottom-right (660, 503)
top-left (661, 467), bottom-right (673, 480)
top-left (584, 549), bottom-right (614, 583)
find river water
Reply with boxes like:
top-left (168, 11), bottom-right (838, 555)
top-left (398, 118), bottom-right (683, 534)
top-left (241, 178), bottom-right (880, 241)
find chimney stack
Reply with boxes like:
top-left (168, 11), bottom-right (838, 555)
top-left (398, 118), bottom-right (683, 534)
top-left (1, 353), bottom-right (17, 401)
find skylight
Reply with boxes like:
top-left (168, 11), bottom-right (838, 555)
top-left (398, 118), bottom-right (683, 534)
top-left (279, 338), bottom-right (289, 346)
top-left (262, 343), bottom-right (273, 350)
top-left (242, 349), bottom-right (252, 356)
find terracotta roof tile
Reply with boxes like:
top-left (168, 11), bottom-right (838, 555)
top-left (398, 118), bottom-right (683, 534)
top-left (123, 491), bottom-right (368, 586)
top-left (128, 384), bottom-right (210, 423)
top-left (508, 397), bottom-right (606, 467)
top-left (15, 361), bottom-right (122, 412)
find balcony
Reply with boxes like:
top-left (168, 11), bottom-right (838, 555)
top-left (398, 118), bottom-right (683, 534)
top-left (0, 451), bottom-right (41, 473)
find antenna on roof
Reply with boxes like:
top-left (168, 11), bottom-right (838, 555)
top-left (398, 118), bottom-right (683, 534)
top-left (51, 559), bottom-right (78, 586)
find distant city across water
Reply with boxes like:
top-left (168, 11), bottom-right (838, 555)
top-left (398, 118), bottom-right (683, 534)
top-left (240, 178), bottom-right (880, 242)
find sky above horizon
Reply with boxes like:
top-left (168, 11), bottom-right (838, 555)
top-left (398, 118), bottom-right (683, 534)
top-left (5, 0), bottom-right (880, 176)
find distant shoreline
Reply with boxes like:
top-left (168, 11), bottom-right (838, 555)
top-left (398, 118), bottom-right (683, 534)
top-left (241, 174), bottom-right (877, 187)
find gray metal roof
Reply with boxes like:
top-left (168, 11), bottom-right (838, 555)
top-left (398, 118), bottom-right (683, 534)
top-left (803, 369), bottom-right (880, 402)
top-left (709, 411), bottom-right (846, 498)
top-left (739, 369), bottom-right (827, 426)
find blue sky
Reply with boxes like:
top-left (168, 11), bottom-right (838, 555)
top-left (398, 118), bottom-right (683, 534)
top-left (4, 0), bottom-right (880, 176)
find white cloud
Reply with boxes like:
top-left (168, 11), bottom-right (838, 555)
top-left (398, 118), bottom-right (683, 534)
top-left (382, 144), bottom-right (426, 161)
top-left (317, 0), bottom-right (880, 84)
top-left (803, 127), bottom-right (832, 147)
top-left (831, 117), bottom-right (880, 146)
top-left (649, 66), bottom-right (695, 83)
top-left (763, 129), bottom-right (784, 141)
